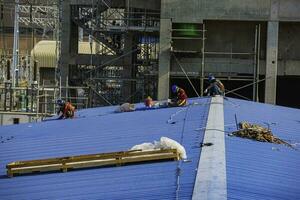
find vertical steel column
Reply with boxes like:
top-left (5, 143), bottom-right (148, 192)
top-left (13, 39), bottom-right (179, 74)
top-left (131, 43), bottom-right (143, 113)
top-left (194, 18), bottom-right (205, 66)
top-left (12, 0), bottom-right (20, 87)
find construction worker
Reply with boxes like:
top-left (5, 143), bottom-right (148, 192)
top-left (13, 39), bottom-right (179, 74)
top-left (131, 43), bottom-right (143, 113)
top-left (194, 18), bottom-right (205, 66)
top-left (204, 74), bottom-right (225, 96)
top-left (115, 102), bottom-right (135, 112)
top-left (169, 85), bottom-right (188, 107)
top-left (144, 96), bottom-right (155, 108)
top-left (56, 100), bottom-right (75, 119)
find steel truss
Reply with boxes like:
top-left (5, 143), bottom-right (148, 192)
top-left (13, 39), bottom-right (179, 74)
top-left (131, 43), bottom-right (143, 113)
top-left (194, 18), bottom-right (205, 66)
top-left (67, 0), bottom-right (160, 106)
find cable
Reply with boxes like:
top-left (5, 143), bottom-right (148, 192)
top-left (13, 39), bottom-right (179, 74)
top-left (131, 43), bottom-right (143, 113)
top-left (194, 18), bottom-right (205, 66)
top-left (86, 47), bottom-right (138, 74)
top-left (225, 88), bottom-right (251, 101)
top-left (225, 76), bottom-right (271, 96)
top-left (89, 85), bottom-right (113, 106)
top-left (195, 123), bottom-right (237, 131)
top-left (172, 53), bottom-right (200, 97)
top-left (167, 107), bottom-right (188, 124)
top-left (175, 104), bottom-right (191, 200)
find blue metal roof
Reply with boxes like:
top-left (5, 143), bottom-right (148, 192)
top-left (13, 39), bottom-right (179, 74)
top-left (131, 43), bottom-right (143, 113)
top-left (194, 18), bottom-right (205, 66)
top-left (0, 98), bottom-right (210, 200)
top-left (2, 97), bottom-right (300, 200)
top-left (224, 98), bottom-right (300, 200)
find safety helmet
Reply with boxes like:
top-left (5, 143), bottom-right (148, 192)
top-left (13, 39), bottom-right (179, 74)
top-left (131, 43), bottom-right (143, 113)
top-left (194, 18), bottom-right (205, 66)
top-left (172, 85), bottom-right (178, 93)
top-left (56, 99), bottom-right (65, 106)
top-left (208, 74), bottom-right (216, 82)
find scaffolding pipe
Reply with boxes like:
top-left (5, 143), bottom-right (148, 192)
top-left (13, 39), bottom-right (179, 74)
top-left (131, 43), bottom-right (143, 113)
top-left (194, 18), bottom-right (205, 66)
top-left (12, 0), bottom-right (20, 87)
top-left (256, 24), bottom-right (261, 102)
top-left (204, 52), bottom-right (254, 55)
top-left (253, 25), bottom-right (258, 101)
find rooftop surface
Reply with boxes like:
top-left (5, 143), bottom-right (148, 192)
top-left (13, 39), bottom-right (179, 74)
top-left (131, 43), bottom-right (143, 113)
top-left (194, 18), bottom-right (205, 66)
top-left (0, 97), bottom-right (300, 200)
top-left (224, 98), bottom-right (300, 200)
top-left (0, 98), bottom-right (210, 200)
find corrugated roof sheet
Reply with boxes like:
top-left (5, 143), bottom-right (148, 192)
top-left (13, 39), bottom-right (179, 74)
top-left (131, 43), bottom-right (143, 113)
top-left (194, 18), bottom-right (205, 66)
top-left (224, 98), bottom-right (300, 200)
top-left (2, 96), bottom-right (300, 200)
top-left (0, 98), bottom-right (210, 200)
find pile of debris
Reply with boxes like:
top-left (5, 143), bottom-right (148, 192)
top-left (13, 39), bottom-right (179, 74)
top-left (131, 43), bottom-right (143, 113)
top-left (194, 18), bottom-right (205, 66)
top-left (229, 122), bottom-right (294, 149)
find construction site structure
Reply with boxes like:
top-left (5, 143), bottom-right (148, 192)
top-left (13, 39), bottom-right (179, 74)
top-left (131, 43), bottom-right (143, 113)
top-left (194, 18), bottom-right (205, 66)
top-left (1, 0), bottom-right (300, 125)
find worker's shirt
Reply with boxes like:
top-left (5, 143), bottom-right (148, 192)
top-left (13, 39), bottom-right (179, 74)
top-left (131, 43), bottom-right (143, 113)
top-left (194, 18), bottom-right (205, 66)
top-left (145, 98), bottom-right (154, 107)
top-left (177, 88), bottom-right (187, 101)
top-left (216, 80), bottom-right (225, 93)
top-left (63, 102), bottom-right (75, 116)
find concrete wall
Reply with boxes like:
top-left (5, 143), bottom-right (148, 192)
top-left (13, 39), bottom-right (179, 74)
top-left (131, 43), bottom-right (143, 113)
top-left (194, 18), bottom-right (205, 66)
top-left (170, 21), bottom-right (300, 76)
top-left (0, 113), bottom-right (34, 126)
top-left (162, 0), bottom-right (300, 22)
top-left (171, 57), bottom-right (300, 77)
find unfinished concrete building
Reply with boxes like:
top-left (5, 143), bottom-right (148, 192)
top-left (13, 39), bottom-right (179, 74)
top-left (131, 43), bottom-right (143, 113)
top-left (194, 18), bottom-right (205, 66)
top-left (58, 0), bottom-right (300, 108)
top-left (158, 0), bottom-right (300, 107)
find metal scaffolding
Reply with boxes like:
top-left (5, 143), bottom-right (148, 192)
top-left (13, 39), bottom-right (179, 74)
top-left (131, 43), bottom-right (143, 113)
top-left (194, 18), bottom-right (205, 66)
top-left (170, 22), bottom-right (262, 101)
top-left (61, 0), bottom-right (160, 107)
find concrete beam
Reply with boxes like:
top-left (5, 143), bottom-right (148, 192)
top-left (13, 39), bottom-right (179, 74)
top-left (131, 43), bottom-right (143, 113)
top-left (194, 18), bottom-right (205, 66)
top-left (158, 19), bottom-right (172, 100)
top-left (192, 96), bottom-right (227, 200)
top-left (70, 0), bottom-right (160, 10)
top-left (70, 0), bottom-right (125, 7)
top-left (265, 21), bottom-right (279, 104)
top-left (128, 0), bottom-right (161, 10)
top-left (162, 0), bottom-right (300, 22)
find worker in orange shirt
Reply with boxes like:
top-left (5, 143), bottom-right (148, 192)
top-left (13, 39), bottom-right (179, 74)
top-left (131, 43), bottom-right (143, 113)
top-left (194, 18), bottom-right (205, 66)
top-left (56, 100), bottom-right (75, 119)
top-left (169, 85), bottom-right (188, 107)
top-left (144, 96), bottom-right (155, 108)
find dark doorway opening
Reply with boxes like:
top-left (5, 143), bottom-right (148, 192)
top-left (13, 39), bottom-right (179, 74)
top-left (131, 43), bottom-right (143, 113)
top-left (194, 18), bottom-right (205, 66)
top-left (13, 118), bottom-right (20, 124)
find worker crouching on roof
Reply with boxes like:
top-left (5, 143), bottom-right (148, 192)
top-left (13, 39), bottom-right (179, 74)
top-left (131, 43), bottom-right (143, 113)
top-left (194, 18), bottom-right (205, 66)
top-left (169, 85), bottom-right (188, 107)
top-left (204, 74), bottom-right (225, 96)
top-left (56, 100), bottom-right (75, 119)
top-left (144, 96), bottom-right (155, 108)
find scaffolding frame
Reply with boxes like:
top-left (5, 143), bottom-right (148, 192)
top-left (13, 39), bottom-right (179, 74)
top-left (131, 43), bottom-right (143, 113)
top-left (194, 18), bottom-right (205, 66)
top-left (64, 0), bottom-right (160, 106)
top-left (170, 22), bottom-right (262, 101)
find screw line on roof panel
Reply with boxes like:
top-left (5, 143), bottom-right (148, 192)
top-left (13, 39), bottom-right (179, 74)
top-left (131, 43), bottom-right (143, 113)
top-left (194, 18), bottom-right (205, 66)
top-left (175, 104), bottom-right (191, 200)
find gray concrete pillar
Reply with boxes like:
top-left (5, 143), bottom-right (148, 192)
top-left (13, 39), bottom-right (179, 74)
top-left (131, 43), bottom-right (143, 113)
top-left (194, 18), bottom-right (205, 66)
top-left (158, 19), bottom-right (172, 100)
top-left (265, 21), bottom-right (279, 104)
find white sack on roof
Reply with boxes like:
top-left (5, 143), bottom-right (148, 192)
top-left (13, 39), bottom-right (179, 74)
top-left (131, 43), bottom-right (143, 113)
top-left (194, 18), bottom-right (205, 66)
top-left (115, 103), bottom-right (135, 113)
top-left (159, 137), bottom-right (187, 160)
top-left (130, 142), bottom-right (156, 151)
top-left (130, 137), bottom-right (187, 160)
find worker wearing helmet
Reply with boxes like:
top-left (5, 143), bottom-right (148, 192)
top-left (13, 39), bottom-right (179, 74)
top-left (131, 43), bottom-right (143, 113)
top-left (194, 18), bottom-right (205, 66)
top-left (169, 85), bottom-right (188, 107)
top-left (56, 99), bottom-right (75, 119)
top-left (204, 74), bottom-right (225, 96)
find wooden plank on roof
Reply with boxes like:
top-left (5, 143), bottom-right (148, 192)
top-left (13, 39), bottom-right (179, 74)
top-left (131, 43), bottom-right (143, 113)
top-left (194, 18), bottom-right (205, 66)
top-left (7, 149), bottom-right (179, 177)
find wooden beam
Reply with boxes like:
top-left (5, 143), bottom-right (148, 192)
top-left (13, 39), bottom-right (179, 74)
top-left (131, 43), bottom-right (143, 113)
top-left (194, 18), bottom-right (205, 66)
top-left (7, 149), bottom-right (179, 177)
